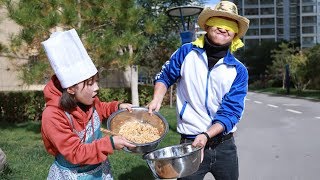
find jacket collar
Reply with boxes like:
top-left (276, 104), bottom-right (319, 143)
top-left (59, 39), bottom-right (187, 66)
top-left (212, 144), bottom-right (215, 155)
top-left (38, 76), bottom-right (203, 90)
top-left (192, 35), bottom-right (238, 66)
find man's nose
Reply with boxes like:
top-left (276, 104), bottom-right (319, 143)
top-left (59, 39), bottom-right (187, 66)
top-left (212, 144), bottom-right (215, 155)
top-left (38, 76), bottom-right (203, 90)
top-left (217, 27), bottom-right (227, 33)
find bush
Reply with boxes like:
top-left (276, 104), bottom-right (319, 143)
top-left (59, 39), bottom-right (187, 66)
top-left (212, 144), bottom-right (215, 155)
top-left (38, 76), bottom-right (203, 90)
top-left (138, 85), bottom-right (154, 106)
top-left (0, 85), bottom-right (174, 123)
top-left (98, 88), bottom-right (130, 102)
top-left (0, 91), bottom-right (44, 122)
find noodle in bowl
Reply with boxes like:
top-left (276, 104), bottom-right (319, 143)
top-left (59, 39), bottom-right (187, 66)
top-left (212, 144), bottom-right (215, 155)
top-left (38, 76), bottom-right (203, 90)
top-left (118, 119), bottom-right (161, 144)
top-left (105, 107), bottom-right (169, 153)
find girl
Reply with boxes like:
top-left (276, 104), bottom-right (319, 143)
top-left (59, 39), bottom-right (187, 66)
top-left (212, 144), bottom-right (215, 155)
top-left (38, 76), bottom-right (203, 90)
top-left (41, 29), bottom-right (135, 179)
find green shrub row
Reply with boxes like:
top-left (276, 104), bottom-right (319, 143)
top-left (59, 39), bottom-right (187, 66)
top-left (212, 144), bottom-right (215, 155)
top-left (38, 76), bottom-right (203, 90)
top-left (0, 91), bottom-right (44, 122)
top-left (0, 85), bottom-right (173, 123)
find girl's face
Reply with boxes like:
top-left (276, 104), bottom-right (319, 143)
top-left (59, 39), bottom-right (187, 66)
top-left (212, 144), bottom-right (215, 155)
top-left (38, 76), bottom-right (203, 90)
top-left (71, 76), bottom-right (99, 105)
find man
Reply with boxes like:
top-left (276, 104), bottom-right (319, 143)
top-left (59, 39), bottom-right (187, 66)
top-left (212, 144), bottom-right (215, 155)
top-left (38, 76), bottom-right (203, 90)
top-left (148, 1), bottom-right (250, 180)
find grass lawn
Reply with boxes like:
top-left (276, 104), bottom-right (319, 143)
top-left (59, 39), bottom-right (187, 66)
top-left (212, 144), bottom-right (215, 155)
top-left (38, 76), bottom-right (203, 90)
top-left (0, 106), bottom-right (179, 180)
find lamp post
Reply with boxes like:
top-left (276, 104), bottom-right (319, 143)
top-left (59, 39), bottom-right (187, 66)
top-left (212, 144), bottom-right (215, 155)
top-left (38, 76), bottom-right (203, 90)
top-left (166, 5), bottom-right (203, 44)
top-left (166, 5), bottom-right (203, 107)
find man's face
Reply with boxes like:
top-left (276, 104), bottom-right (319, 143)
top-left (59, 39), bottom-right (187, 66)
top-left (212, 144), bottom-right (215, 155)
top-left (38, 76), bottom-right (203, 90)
top-left (205, 18), bottom-right (236, 45)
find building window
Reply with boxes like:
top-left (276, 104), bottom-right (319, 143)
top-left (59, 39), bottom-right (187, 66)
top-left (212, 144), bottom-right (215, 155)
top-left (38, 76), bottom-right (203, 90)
top-left (261, 38), bottom-right (275, 44)
top-left (260, 0), bottom-right (274, 5)
top-left (290, 17), bottom-right (298, 26)
top-left (302, 16), bottom-right (317, 24)
top-left (245, 8), bottom-right (258, 15)
top-left (277, 18), bottom-right (283, 26)
top-left (302, 5), bottom-right (316, 13)
top-left (277, 28), bottom-right (284, 35)
top-left (289, 36), bottom-right (299, 43)
top-left (261, 8), bottom-right (274, 15)
top-left (290, 6), bottom-right (297, 14)
top-left (244, 0), bottom-right (258, 5)
top-left (290, 28), bottom-right (297, 34)
top-left (277, 8), bottom-right (283, 15)
top-left (261, 28), bottom-right (275, 35)
top-left (302, 0), bottom-right (316, 3)
top-left (261, 18), bottom-right (275, 25)
top-left (245, 39), bottom-right (259, 48)
top-left (249, 18), bottom-right (259, 26)
top-left (302, 26), bottom-right (315, 33)
top-left (247, 29), bottom-right (259, 36)
top-left (302, 37), bottom-right (316, 44)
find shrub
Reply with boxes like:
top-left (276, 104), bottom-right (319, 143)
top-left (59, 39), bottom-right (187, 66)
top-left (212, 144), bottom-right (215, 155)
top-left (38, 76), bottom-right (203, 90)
top-left (0, 85), bottom-right (174, 123)
top-left (0, 91), bottom-right (44, 122)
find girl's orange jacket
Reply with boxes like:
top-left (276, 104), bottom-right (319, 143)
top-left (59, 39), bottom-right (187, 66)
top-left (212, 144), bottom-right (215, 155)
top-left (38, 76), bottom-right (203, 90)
top-left (41, 75), bottom-right (119, 165)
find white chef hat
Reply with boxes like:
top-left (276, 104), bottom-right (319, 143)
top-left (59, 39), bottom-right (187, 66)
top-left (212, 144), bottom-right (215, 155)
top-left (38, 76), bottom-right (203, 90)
top-left (41, 29), bottom-right (98, 88)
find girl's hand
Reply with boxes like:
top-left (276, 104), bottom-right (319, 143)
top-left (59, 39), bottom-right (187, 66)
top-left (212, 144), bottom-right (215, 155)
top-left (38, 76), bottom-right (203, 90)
top-left (112, 136), bottom-right (136, 150)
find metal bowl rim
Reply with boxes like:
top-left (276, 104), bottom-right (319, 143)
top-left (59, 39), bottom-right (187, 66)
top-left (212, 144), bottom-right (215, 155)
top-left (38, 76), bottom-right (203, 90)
top-left (106, 106), bottom-right (169, 146)
top-left (143, 143), bottom-right (203, 160)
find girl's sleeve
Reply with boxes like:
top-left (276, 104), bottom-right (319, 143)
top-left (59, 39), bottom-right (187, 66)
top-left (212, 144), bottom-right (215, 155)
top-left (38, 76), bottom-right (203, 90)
top-left (94, 98), bottom-right (119, 120)
top-left (41, 107), bottom-right (115, 165)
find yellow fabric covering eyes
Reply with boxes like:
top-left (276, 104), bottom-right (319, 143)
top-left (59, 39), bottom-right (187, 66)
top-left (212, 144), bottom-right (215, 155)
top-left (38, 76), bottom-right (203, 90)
top-left (205, 17), bottom-right (244, 53)
top-left (206, 17), bottom-right (238, 33)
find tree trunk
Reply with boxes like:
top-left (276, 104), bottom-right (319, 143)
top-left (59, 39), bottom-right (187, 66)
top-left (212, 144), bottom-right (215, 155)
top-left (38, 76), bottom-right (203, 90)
top-left (0, 148), bottom-right (6, 172)
top-left (128, 44), bottom-right (139, 106)
top-left (130, 65), bottom-right (139, 106)
top-left (170, 85), bottom-right (173, 108)
top-left (77, 0), bottom-right (82, 28)
top-left (282, 72), bottom-right (285, 89)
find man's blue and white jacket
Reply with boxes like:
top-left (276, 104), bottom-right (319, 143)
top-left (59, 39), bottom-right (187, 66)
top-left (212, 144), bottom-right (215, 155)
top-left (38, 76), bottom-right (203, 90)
top-left (155, 37), bottom-right (248, 137)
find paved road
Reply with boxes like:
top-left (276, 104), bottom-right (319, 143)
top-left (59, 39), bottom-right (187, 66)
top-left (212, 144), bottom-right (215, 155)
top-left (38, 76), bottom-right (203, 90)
top-left (204, 91), bottom-right (320, 180)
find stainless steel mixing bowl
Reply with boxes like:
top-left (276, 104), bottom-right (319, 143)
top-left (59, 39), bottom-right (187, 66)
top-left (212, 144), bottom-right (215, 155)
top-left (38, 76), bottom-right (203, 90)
top-left (143, 143), bottom-right (203, 179)
top-left (106, 107), bottom-right (169, 153)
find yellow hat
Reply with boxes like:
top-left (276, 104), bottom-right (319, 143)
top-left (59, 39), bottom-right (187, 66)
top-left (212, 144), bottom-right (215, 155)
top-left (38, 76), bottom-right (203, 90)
top-left (197, 1), bottom-right (250, 38)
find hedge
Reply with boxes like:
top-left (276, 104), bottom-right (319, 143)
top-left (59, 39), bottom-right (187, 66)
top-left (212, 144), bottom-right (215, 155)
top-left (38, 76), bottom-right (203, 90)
top-left (0, 85), bottom-right (175, 123)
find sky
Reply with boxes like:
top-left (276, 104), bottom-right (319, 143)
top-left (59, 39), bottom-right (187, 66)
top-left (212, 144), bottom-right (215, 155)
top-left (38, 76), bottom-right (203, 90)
top-left (205, 0), bottom-right (220, 7)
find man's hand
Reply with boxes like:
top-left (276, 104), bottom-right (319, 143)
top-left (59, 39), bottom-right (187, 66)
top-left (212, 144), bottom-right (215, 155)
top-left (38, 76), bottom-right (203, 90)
top-left (147, 82), bottom-right (167, 115)
top-left (147, 98), bottom-right (162, 114)
top-left (118, 103), bottom-right (133, 112)
top-left (192, 134), bottom-right (208, 162)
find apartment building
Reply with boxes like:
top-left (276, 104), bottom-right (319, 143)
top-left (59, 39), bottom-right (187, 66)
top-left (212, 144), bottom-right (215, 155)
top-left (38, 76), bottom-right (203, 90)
top-left (234, 0), bottom-right (320, 49)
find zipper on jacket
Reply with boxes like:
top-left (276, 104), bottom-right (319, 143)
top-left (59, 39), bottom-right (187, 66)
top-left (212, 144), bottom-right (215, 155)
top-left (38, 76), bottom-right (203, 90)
top-left (205, 72), bottom-right (212, 118)
top-left (179, 101), bottom-right (188, 120)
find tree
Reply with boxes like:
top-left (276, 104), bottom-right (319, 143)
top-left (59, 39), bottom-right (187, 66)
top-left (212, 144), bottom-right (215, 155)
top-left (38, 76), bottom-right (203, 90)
top-left (268, 42), bottom-right (297, 89)
top-left (4, 0), bottom-right (151, 105)
top-left (268, 42), bottom-right (312, 91)
top-left (240, 41), bottom-right (281, 84)
top-left (305, 44), bottom-right (320, 89)
top-left (289, 51), bottom-right (310, 91)
top-left (3, 0), bottom-right (205, 105)
top-left (136, 0), bottom-right (204, 80)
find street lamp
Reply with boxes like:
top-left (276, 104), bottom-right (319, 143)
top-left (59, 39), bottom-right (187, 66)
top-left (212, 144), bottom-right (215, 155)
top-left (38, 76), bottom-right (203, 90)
top-left (166, 5), bottom-right (203, 44)
top-left (166, 5), bottom-right (203, 107)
